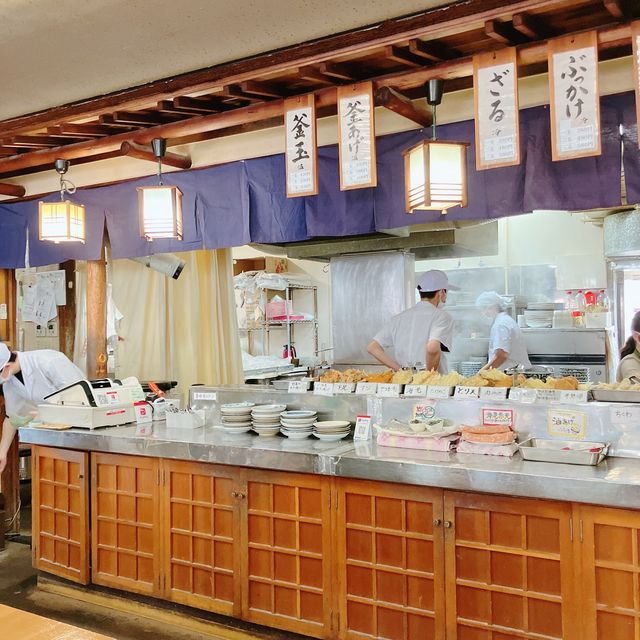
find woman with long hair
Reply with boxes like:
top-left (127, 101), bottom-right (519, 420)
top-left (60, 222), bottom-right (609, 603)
top-left (617, 311), bottom-right (640, 381)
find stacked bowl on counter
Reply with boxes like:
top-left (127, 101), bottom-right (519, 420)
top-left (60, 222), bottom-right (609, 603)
top-left (280, 410), bottom-right (317, 439)
top-left (220, 402), bottom-right (254, 433)
top-left (313, 420), bottom-right (351, 441)
top-left (251, 404), bottom-right (286, 436)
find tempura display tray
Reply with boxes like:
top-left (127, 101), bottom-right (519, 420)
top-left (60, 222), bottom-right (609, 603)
top-left (591, 389), bottom-right (640, 403)
top-left (519, 438), bottom-right (608, 466)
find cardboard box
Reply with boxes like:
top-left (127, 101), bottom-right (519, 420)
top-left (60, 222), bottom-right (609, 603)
top-left (265, 257), bottom-right (288, 273)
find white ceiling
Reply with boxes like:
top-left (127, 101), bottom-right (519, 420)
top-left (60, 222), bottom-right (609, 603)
top-left (1, 0), bottom-right (449, 122)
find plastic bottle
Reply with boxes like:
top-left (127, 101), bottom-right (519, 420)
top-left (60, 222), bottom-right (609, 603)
top-left (584, 290), bottom-right (596, 306)
top-left (572, 290), bottom-right (586, 327)
top-left (596, 289), bottom-right (610, 311)
top-left (574, 290), bottom-right (586, 311)
top-left (565, 290), bottom-right (574, 311)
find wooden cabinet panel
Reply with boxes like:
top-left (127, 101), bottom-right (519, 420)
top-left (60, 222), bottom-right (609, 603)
top-left (31, 446), bottom-right (89, 584)
top-left (336, 479), bottom-right (445, 640)
top-left (91, 453), bottom-right (161, 596)
top-left (242, 470), bottom-right (332, 638)
top-left (444, 492), bottom-right (575, 640)
top-left (162, 460), bottom-right (242, 616)
top-left (580, 505), bottom-right (640, 639)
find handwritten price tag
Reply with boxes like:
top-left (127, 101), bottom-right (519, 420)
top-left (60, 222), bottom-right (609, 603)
top-left (610, 405), bottom-right (640, 425)
top-left (536, 390), bottom-right (558, 402)
top-left (455, 386), bottom-right (480, 399)
top-left (355, 382), bottom-right (378, 395)
top-left (313, 382), bottom-right (334, 396)
top-left (404, 384), bottom-right (427, 397)
top-left (480, 387), bottom-right (509, 400)
top-left (427, 386), bottom-right (452, 399)
top-left (377, 384), bottom-right (401, 398)
top-left (353, 415), bottom-right (372, 441)
top-left (481, 407), bottom-right (514, 428)
top-left (334, 382), bottom-right (355, 394)
top-left (558, 390), bottom-right (588, 404)
top-left (547, 409), bottom-right (586, 439)
top-left (288, 380), bottom-right (308, 394)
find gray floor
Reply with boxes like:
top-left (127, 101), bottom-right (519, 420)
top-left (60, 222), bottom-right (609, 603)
top-left (0, 485), bottom-right (302, 640)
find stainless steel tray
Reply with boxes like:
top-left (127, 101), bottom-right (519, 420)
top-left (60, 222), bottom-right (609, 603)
top-left (591, 389), bottom-right (640, 403)
top-left (518, 438), bottom-right (608, 466)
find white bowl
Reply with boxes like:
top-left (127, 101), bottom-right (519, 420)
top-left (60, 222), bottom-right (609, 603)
top-left (253, 427), bottom-right (280, 437)
top-left (281, 410), bottom-right (317, 419)
top-left (252, 404), bottom-right (287, 414)
top-left (220, 425), bottom-right (252, 434)
top-left (221, 402), bottom-right (255, 415)
top-left (314, 420), bottom-right (350, 430)
top-left (280, 429), bottom-right (312, 440)
top-left (313, 432), bottom-right (350, 441)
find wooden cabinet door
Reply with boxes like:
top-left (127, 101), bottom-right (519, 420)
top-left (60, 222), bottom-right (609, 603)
top-left (31, 446), bottom-right (89, 584)
top-left (336, 479), bottom-right (445, 640)
top-left (579, 505), bottom-right (640, 639)
top-left (242, 469), bottom-right (332, 638)
top-left (444, 492), bottom-right (575, 640)
top-left (91, 453), bottom-right (161, 596)
top-left (162, 460), bottom-right (242, 616)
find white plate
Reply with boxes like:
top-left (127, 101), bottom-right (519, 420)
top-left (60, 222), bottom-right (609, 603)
top-left (313, 432), bottom-right (350, 441)
top-left (280, 429), bottom-right (312, 440)
top-left (314, 420), bottom-right (350, 430)
top-left (252, 404), bottom-right (287, 414)
top-left (281, 410), bottom-right (317, 419)
top-left (280, 416), bottom-right (318, 425)
top-left (253, 428), bottom-right (280, 437)
top-left (221, 402), bottom-right (255, 412)
top-left (220, 425), bottom-right (252, 434)
top-left (281, 423), bottom-right (316, 430)
top-left (222, 414), bottom-right (254, 421)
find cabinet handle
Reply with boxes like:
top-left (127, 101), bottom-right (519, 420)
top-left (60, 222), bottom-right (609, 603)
top-left (443, 520), bottom-right (452, 528)
top-left (231, 491), bottom-right (246, 500)
top-left (433, 519), bottom-right (442, 527)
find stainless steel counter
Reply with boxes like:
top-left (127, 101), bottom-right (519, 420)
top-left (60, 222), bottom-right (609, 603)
top-left (20, 423), bottom-right (640, 510)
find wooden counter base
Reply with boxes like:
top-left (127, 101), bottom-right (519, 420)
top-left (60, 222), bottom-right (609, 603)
top-left (31, 446), bottom-right (639, 640)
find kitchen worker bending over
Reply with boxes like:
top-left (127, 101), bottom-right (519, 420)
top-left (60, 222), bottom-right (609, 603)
top-left (476, 291), bottom-right (530, 371)
top-left (0, 343), bottom-right (84, 472)
top-left (367, 270), bottom-right (457, 373)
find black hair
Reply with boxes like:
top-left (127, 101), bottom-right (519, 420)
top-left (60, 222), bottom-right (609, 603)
top-left (8, 352), bottom-right (17, 363)
top-left (621, 311), bottom-right (640, 359)
top-left (419, 289), bottom-right (442, 300)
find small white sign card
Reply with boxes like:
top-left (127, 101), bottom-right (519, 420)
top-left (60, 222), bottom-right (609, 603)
top-left (337, 81), bottom-right (377, 190)
top-left (632, 21), bottom-right (640, 148)
top-left (353, 415), bottom-right (372, 441)
top-left (548, 31), bottom-right (600, 161)
top-left (474, 47), bottom-right (520, 169)
top-left (284, 94), bottom-right (318, 197)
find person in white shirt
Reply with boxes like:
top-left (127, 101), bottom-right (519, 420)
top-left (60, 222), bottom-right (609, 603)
top-left (367, 270), bottom-right (457, 373)
top-left (476, 291), bottom-right (531, 371)
top-left (0, 343), bottom-right (84, 473)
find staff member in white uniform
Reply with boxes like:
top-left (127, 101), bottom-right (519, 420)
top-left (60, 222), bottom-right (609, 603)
top-left (476, 291), bottom-right (531, 371)
top-left (0, 343), bottom-right (84, 472)
top-left (367, 270), bottom-right (457, 372)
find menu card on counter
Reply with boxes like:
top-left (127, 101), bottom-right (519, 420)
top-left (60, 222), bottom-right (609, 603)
top-left (404, 384), bottom-right (427, 397)
top-left (356, 382), bottom-right (378, 395)
top-left (427, 386), bottom-right (452, 399)
top-left (377, 383), bottom-right (401, 398)
top-left (313, 382), bottom-right (334, 396)
top-left (547, 409), bottom-right (586, 439)
top-left (334, 382), bottom-right (356, 394)
top-left (288, 380), bottom-right (309, 394)
top-left (479, 387), bottom-right (509, 401)
top-left (454, 386), bottom-right (480, 399)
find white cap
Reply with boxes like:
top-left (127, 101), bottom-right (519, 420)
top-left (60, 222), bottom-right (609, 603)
top-left (476, 291), bottom-right (506, 310)
top-left (417, 270), bottom-right (459, 292)
top-left (0, 343), bottom-right (10, 370)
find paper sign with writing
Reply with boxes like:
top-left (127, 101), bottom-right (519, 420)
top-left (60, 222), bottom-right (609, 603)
top-left (353, 415), bottom-right (372, 441)
top-left (548, 31), bottom-right (600, 161)
top-left (427, 386), bottom-right (452, 399)
top-left (313, 382), bottom-right (334, 396)
top-left (632, 21), bottom-right (640, 147)
top-left (547, 409), bottom-right (586, 439)
top-left (413, 402), bottom-right (437, 421)
top-left (474, 47), bottom-right (520, 169)
top-left (285, 94), bottom-right (318, 197)
top-left (355, 382), bottom-right (378, 395)
top-left (455, 386), bottom-right (480, 399)
top-left (536, 389), bottom-right (558, 402)
top-left (288, 380), bottom-right (308, 394)
top-left (610, 405), bottom-right (640, 425)
top-left (509, 388), bottom-right (537, 403)
top-left (377, 383), bottom-right (401, 398)
top-left (192, 391), bottom-right (216, 402)
top-left (337, 82), bottom-right (377, 190)
top-left (480, 387), bottom-right (509, 401)
top-left (404, 384), bottom-right (427, 397)
top-left (334, 382), bottom-right (355, 394)
top-left (481, 408), bottom-right (514, 428)
top-left (558, 390), bottom-right (588, 404)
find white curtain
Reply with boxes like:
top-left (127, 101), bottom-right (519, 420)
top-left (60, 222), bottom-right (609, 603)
top-left (110, 249), bottom-right (243, 396)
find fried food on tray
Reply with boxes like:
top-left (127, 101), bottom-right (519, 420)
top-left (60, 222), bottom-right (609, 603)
top-left (341, 369), bottom-right (368, 383)
top-left (411, 369), bottom-right (439, 385)
top-left (516, 374), bottom-right (579, 390)
top-left (480, 368), bottom-right (513, 387)
top-left (594, 378), bottom-right (640, 391)
top-left (391, 369), bottom-right (413, 385)
top-left (458, 374), bottom-right (489, 387)
top-left (428, 371), bottom-right (464, 387)
top-left (552, 376), bottom-right (579, 391)
top-left (364, 370), bottom-right (394, 383)
top-left (319, 369), bottom-right (343, 383)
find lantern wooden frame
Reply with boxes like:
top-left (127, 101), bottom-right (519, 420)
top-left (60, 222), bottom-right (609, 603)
top-left (137, 185), bottom-right (184, 240)
top-left (38, 200), bottom-right (86, 243)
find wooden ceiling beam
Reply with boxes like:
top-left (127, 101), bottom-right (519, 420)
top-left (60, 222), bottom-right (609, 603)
top-left (375, 87), bottom-right (432, 127)
top-left (0, 148), bottom-right (19, 157)
top-left (173, 96), bottom-right (231, 112)
top-left (219, 85), bottom-right (262, 102)
top-left (2, 136), bottom-right (72, 148)
top-left (105, 112), bottom-right (178, 126)
top-left (485, 19), bottom-right (530, 45)
top-left (0, 20), bottom-right (631, 178)
top-left (603, 0), bottom-right (634, 19)
top-left (239, 80), bottom-right (287, 98)
top-left (385, 45), bottom-right (426, 68)
top-left (317, 62), bottom-right (356, 81)
top-left (297, 66), bottom-right (336, 86)
top-left (47, 123), bottom-right (122, 138)
top-left (408, 38), bottom-right (459, 62)
top-left (512, 12), bottom-right (555, 40)
top-left (0, 183), bottom-right (25, 197)
top-left (119, 141), bottom-right (192, 169)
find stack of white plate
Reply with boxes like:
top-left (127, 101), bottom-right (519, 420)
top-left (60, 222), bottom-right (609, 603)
top-left (524, 309), bottom-right (553, 328)
top-left (313, 420), bottom-right (351, 441)
top-left (251, 403), bottom-right (287, 437)
top-left (460, 360), bottom-right (486, 377)
top-left (280, 410), bottom-right (317, 439)
top-left (220, 402), bottom-right (254, 434)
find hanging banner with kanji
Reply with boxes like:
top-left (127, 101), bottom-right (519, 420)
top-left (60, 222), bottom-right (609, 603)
top-left (337, 81), bottom-right (377, 190)
top-left (473, 47), bottom-right (520, 170)
top-left (632, 21), bottom-right (640, 148)
top-left (548, 31), bottom-right (600, 161)
top-left (284, 94), bottom-right (318, 197)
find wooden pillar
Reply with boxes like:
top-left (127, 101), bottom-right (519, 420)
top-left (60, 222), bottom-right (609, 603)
top-left (57, 261), bottom-right (76, 361)
top-left (86, 247), bottom-right (107, 380)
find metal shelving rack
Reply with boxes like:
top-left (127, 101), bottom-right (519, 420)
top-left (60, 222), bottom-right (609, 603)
top-left (239, 282), bottom-right (318, 357)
